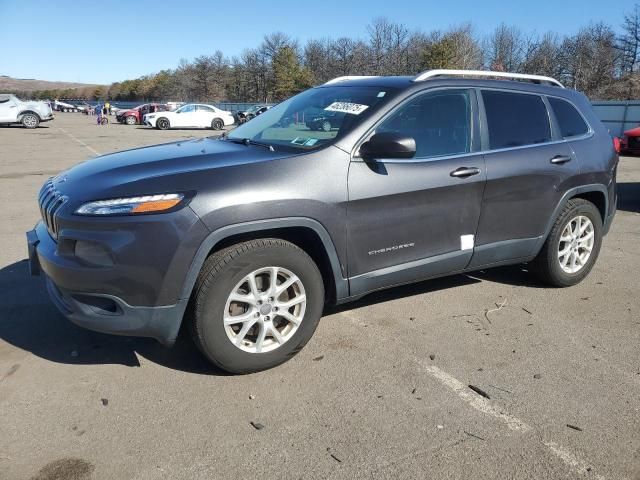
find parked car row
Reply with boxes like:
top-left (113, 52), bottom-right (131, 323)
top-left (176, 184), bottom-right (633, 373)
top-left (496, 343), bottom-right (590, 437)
top-left (1, 92), bottom-right (273, 131)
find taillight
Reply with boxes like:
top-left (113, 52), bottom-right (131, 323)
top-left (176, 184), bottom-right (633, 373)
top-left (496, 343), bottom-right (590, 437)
top-left (613, 137), bottom-right (621, 154)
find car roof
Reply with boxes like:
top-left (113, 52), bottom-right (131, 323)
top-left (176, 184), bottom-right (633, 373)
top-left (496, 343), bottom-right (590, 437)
top-left (316, 75), bottom-right (583, 101)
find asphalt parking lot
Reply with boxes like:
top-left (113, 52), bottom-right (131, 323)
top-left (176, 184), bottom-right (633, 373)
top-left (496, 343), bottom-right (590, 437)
top-left (0, 113), bottom-right (638, 480)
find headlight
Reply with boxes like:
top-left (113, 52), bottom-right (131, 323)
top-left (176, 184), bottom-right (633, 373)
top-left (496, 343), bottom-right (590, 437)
top-left (75, 193), bottom-right (185, 216)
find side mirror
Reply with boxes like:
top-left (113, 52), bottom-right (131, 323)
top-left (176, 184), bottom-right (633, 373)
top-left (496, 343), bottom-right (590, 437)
top-left (359, 132), bottom-right (416, 159)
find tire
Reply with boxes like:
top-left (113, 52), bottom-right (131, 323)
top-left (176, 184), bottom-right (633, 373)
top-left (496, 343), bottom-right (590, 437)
top-left (156, 118), bottom-right (170, 130)
top-left (188, 239), bottom-right (325, 374)
top-left (21, 113), bottom-right (39, 129)
top-left (530, 198), bottom-right (603, 287)
top-left (321, 120), bottom-right (332, 132)
top-left (211, 118), bottom-right (224, 130)
top-left (125, 115), bottom-right (137, 125)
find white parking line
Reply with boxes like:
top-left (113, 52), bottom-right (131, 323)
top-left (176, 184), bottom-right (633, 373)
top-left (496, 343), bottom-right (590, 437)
top-left (340, 311), bottom-right (606, 478)
top-left (58, 127), bottom-right (101, 156)
top-left (423, 364), bottom-right (531, 431)
top-left (543, 442), bottom-right (605, 480)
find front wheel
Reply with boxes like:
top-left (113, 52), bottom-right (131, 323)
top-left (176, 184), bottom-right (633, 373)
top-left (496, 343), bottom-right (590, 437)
top-left (125, 115), bottom-right (137, 125)
top-left (156, 118), bottom-right (170, 130)
top-left (21, 113), bottom-right (40, 129)
top-left (530, 198), bottom-right (603, 287)
top-left (188, 239), bottom-right (325, 374)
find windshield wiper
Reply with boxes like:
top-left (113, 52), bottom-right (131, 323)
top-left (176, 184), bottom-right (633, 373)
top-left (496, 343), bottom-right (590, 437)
top-left (227, 137), bottom-right (275, 151)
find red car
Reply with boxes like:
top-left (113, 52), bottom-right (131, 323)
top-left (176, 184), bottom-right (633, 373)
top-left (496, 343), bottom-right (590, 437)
top-left (116, 103), bottom-right (170, 125)
top-left (619, 126), bottom-right (640, 155)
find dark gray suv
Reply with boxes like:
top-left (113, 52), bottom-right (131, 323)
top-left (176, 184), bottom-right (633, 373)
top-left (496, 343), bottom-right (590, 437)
top-left (27, 70), bottom-right (618, 373)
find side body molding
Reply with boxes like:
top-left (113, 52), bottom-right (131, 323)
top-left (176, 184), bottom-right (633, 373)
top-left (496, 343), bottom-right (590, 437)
top-left (179, 217), bottom-right (349, 302)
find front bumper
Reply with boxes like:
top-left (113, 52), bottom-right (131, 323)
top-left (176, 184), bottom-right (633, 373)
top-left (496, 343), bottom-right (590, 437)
top-left (43, 274), bottom-right (186, 345)
top-left (26, 214), bottom-right (206, 345)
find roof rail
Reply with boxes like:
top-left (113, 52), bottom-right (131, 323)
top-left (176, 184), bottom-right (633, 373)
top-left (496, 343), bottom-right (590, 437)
top-left (324, 75), bottom-right (378, 85)
top-left (413, 69), bottom-right (564, 88)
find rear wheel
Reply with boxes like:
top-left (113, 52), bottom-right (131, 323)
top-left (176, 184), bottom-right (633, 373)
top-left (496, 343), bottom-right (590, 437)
top-left (530, 198), bottom-right (603, 287)
top-left (21, 113), bottom-right (39, 129)
top-left (211, 118), bottom-right (224, 130)
top-left (189, 239), bottom-right (324, 374)
top-left (125, 115), bottom-right (137, 125)
top-left (156, 118), bottom-right (170, 130)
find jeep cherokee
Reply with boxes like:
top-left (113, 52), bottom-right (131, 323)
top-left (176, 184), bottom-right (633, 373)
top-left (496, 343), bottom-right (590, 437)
top-left (27, 69), bottom-right (618, 373)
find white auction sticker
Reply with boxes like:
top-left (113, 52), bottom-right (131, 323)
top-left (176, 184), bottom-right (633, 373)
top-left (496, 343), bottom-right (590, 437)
top-left (324, 102), bottom-right (369, 115)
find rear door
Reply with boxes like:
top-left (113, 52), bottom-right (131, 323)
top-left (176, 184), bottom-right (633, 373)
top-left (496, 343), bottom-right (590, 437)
top-left (347, 88), bottom-right (486, 294)
top-left (0, 95), bottom-right (18, 122)
top-left (196, 105), bottom-right (216, 127)
top-left (468, 89), bottom-right (579, 268)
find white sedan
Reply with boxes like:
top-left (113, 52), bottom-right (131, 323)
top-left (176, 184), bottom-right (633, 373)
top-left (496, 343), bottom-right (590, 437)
top-left (144, 103), bottom-right (235, 130)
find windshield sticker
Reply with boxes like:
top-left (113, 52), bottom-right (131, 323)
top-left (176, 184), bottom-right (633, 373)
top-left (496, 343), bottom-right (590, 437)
top-left (377, 91), bottom-right (386, 98)
top-left (304, 138), bottom-right (318, 146)
top-left (324, 102), bottom-right (369, 115)
top-left (291, 137), bottom-right (309, 145)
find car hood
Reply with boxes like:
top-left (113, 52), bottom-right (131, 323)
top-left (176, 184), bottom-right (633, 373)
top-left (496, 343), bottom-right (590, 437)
top-left (623, 126), bottom-right (640, 137)
top-left (52, 137), bottom-right (287, 203)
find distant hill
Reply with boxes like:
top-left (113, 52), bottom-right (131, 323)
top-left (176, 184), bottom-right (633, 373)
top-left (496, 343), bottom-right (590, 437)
top-left (0, 75), bottom-right (102, 92)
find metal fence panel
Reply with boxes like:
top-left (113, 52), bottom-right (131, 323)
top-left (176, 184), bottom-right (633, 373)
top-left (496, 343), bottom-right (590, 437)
top-left (591, 101), bottom-right (640, 137)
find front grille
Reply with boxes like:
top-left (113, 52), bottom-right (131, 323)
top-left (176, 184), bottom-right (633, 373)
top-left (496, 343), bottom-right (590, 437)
top-left (38, 179), bottom-right (67, 239)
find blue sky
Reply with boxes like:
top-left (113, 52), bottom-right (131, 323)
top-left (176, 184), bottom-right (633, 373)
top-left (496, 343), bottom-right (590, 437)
top-left (0, 0), bottom-right (634, 84)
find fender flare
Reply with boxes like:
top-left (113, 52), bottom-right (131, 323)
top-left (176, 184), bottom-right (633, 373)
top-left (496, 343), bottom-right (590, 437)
top-left (179, 217), bottom-right (349, 302)
top-left (17, 110), bottom-right (41, 121)
top-left (532, 183), bottom-right (609, 255)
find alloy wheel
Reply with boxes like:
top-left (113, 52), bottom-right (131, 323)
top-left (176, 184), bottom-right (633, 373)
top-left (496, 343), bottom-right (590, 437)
top-left (23, 115), bottom-right (38, 128)
top-left (558, 215), bottom-right (594, 274)
top-left (223, 266), bottom-right (306, 353)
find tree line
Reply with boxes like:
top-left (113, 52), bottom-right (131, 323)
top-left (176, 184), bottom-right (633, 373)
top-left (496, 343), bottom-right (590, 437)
top-left (17, 6), bottom-right (640, 103)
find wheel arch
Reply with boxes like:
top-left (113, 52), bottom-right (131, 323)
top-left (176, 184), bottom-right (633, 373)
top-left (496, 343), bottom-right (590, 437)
top-left (180, 218), bottom-right (348, 305)
top-left (17, 110), bottom-right (41, 121)
top-left (533, 184), bottom-right (608, 256)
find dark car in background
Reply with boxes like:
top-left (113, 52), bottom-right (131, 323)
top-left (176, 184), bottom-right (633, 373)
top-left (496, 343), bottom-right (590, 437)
top-left (28, 70), bottom-right (617, 374)
top-left (117, 103), bottom-right (170, 125)
top-left (235, 105), bottom-right (271, 124)
top-left (305, 111), bottom-right (345, 131)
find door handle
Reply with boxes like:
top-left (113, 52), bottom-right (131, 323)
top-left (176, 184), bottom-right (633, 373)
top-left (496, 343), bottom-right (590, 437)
top-left (550, 155), bottom-right (572, 164)
top-left (450, 167), bottom-right (481, 178)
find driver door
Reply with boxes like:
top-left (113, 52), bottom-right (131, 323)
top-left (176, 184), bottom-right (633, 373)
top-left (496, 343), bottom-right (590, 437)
top-left (347, 88), bottom-right (486, 295)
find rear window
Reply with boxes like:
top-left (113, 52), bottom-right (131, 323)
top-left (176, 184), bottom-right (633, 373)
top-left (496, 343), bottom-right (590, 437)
top-left (482, 90), bottom-right (552, 149)
top-left (548, 97), bottom-right (589, 138)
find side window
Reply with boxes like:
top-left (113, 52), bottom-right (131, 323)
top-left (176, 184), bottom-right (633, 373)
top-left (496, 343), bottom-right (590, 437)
top-left (482, 91), bottom-right (551, 149)
top-left (179, 105), bottom-right (195, 113)
top-left (197, 105), bottom-right (214, 112)
top-left (548, 97), bottom-right (589, 138)
top-left (376, 90), bottom-right (472, 158)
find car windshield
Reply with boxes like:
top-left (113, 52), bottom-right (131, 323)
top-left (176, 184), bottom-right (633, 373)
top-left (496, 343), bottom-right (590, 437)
top-left (228, 85), bottom-right (398, 151)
